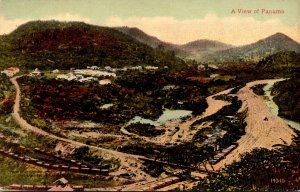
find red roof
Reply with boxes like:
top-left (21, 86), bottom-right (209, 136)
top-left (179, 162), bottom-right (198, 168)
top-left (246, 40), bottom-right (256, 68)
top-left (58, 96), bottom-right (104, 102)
top-left (5, 67), bottom-right (19, 71)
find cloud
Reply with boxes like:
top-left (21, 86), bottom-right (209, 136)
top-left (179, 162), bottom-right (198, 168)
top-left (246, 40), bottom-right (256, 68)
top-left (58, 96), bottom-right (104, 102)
top-left (0, 16), bottom-right (27, 35)
top-left (41, 13), bottom-right (91, 23)
top-left (0, 13), bottom-right (91, 35)
top-left (0, 13), bottom-right (299, 45)
top-left (105, 14), bottom-right (300, 45)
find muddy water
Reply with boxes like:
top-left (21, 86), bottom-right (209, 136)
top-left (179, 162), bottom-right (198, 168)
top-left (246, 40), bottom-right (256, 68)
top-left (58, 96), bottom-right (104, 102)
top-left (264, 81), bottom-right (300, 131)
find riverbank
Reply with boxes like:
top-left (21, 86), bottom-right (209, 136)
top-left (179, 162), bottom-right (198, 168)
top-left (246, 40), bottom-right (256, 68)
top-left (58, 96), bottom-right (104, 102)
top-left (214, 79), bottom-right (296, 170)
top-left (264, 81), bottom-right (300, 131)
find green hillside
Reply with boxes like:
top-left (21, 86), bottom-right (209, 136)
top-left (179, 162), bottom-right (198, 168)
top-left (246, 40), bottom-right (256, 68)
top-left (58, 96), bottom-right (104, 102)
top-left (272, 76), bottom-right (300, 123)
top-left (255, 51), bottom-right (300, 75)
top-left (0, 20), bottom-right (185, 70)
top-left (255, 51), bottom-right (300, 122)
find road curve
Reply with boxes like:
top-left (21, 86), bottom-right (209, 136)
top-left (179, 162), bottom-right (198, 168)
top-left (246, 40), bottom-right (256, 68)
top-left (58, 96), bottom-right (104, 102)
top-left (10, 76), bottom-right (295, 188)
top-left (9, 76), bottom-right (153, 180)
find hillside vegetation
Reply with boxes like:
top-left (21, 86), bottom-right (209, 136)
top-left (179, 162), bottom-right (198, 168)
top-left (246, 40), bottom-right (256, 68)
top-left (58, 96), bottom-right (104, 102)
top-left (272, 76), bottom-right (300, 123)
top-left (195, 134), bottom-right (300, 191)
top-left (0, 20), bottom-right (185, 70)
top-left (201, 33), bottom-right (300, 63)
top-left (114, 27), bottom-right (300, 63)
top-left (256, 51), bottom-right (300, 75)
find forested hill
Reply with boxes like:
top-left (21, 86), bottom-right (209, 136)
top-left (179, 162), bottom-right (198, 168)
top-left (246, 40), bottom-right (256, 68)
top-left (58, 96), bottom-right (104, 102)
top-left (203, 33), bottom-right (300, 63)
top-left (255, 51), bottom-right (300, 75)
top-left (272, 76), bottom-right (300, 123)
top-left (0, 20), bottom-right (185, 70)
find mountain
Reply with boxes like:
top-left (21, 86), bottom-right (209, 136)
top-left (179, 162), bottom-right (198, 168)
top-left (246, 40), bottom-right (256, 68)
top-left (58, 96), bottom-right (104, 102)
top-left (203, 33), bottom-right (300, 63)
top-left (114, 27), bottom-right (184, 54)
top-left (115, 27), bottom-right (300, 64)
top-left (180, 40), bottom-right (234, 52)
top-left (115, 27), bottom-right (172, 48)
top-left (179, 40), bottom-right (234, 60)
top-left (0, 21), bottom-right (185, 70)
top-left (115, 27), bottom-right (234, 60)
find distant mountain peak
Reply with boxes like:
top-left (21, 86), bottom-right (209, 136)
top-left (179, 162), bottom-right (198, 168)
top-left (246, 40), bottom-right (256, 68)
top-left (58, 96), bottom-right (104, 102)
top-left (201, 33), bottom-right (300, 63)
top-left (183, 39), bottom-right (233, 47)
top-left (180, 39), bottom-right (234, 53)
top-left (262, 32), bottom-right (296, 43)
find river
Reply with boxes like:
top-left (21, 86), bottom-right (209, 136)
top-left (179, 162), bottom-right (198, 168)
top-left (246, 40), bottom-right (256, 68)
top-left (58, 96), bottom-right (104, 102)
top-left (264, 80), bottom-right (300, 131)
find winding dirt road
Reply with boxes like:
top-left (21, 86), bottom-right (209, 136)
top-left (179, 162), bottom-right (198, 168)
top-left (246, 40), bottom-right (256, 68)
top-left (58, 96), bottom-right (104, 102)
top-left (10, 76), bottom-right (152, 180)
top-left (9, 76), bottom-right (296, 190)
top-left (213, 79), bottom-right (296, 170)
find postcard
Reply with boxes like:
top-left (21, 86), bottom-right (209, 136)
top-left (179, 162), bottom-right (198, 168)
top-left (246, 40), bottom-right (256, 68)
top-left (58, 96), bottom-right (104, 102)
top-left (0, 0), bottom-right (299, 191)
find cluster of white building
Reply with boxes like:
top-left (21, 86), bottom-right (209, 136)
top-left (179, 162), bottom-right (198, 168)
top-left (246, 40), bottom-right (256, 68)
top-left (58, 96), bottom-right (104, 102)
top-left (73, 69), bottom-right (116, 77)
top-left (56, 70), bottom-right (113, 84)
top-left (0, 64), bottom-right (162, 83)
top-left (54, 65), bottom-right (161, 84)
top-left (56, 73), bottom-right (96, 83)
top-left (87, 65), bottom-right (159, 72)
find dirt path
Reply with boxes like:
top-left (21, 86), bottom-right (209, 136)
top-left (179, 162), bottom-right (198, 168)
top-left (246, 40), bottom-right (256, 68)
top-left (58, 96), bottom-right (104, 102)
top-left (10, 77), bottom-right (152, 180)
top-left (213, 79), bottom-right (296, 170)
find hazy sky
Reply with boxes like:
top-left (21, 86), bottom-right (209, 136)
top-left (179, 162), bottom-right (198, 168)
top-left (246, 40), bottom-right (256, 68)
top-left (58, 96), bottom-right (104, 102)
top-left (0, 0), bottom-right (299, 45)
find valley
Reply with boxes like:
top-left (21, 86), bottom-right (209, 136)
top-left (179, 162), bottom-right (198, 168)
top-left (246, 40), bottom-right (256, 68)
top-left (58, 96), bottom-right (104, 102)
top-left (0, 20), bottom-right (299, 191)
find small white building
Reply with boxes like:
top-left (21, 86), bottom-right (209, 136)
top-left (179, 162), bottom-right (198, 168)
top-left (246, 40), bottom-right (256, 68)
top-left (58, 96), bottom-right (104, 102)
top-left (130, 66), bottom-right (142, 70)
top-left (78, 77), bottom-right (95, 83)
top-left (145, 66), bottom-right (158, 70)
top-left (88, 66), bottom-right (100, 70)
top-left (100, 103), bottom-right (114, 109)
top-left (30, 68), bottom-right (42, 76)
top-left (99, 79), bottom-right (112, 85)
top-left (52, 69), bottom-right (60, 73)
top-left (1, 67), bottom-right (20, 77)
top-left (208, 64), bottom-right (219, 69)
top-left (197, 64), bottom-right (206, 71)
top-left (104, 66), bottom-right (112, 71)
top-left (56, 73), bottom-right (77, 81)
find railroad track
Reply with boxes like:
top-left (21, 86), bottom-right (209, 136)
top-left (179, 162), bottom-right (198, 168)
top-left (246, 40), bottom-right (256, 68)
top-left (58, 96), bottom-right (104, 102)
top-left (0, 147), bottom-right (109, 175)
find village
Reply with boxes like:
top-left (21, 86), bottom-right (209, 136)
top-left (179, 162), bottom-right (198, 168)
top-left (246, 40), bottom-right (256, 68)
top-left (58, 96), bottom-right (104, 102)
top-left (1, 65), bottom-right (161, 84)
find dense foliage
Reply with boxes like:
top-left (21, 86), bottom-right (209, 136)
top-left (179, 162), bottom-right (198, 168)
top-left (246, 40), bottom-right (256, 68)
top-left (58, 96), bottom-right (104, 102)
top-left (17, 71), bottom-right (209, 127)
top-left (126, 123), bottom-right (165, 137)
top-left (256, 51), bottom-right (300, 75)
top-left (0, 74), bottom-right (15, 115)
top-left (250, 84), bottom-right (266, 96)
top-left (0, 20), bottom-right (185, 71)
top-left (195, 130), bottom-right (300, 191)
top-left (272, 76), bottom-right (300, 123)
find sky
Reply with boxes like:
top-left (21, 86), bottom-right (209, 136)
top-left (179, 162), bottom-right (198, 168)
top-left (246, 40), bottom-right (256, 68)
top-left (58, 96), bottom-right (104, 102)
top-left (0, 0), bottom-right (299, 45)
